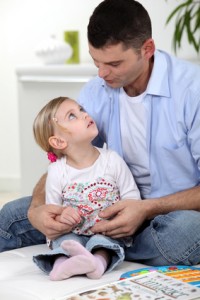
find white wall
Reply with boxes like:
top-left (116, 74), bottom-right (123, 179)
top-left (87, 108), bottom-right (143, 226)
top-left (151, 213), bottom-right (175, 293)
top-left (0, 0), bottom-right (197, 193)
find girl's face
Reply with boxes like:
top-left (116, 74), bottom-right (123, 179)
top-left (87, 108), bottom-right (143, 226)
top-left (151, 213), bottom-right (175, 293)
top-left (53, 99), bottom-right (98, 145)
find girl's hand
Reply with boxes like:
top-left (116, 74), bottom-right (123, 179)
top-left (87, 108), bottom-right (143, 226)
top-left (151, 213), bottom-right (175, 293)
top-left (59, 206), bottom-right (81, 226)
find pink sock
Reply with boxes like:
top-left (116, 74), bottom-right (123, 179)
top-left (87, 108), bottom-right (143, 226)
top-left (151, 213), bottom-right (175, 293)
top-left (49, 256), bottom-right (67, 281)
top-left (49, 240), bottom-right (108, 281)
top-left (87, 253), bottom-right (108, 279)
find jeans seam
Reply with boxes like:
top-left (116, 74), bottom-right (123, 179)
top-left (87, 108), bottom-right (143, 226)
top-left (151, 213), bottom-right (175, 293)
top-left (151, 220), bottom-right (200, 264)
top-left (177, 242), bottom-right (200, 264)
top-left (0, 228), bottom-right (12, 239)
top-left (151, 227), bottom-right (178, 264)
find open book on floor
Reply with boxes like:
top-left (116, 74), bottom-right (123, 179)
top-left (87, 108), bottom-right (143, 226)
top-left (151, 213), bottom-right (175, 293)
top-left (60, 266), bottom-right (200, 300)
top-left (120, 265), bottom-right (200, 287)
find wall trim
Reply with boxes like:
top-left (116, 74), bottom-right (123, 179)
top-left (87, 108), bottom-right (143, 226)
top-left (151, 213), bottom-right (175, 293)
top-left (0, 177), bottom-right (20, 192)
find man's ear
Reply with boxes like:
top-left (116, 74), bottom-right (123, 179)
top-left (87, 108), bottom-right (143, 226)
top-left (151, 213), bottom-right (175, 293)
top-left (48, 136), bottom-right (67, 150)
top-left (141, 38), bottom-right (155, 59)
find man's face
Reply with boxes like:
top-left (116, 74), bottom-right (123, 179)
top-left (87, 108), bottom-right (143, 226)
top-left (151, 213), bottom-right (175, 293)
top-left (89, 42), bottom-right (148, 89)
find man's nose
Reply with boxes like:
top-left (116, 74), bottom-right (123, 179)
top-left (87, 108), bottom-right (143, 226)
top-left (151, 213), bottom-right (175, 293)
top-left (98, 66), bottom-right (110, 78)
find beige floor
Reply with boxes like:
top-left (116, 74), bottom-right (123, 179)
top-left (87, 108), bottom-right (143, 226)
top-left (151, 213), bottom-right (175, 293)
top-left (0, 192), bottom-right (21, 206)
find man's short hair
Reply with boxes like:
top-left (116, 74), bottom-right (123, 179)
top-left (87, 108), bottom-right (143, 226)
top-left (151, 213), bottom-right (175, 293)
top-left (88, 0), bottom-right (152, 49)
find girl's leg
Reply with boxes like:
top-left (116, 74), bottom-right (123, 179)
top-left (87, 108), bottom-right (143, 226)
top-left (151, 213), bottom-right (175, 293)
top-left (49, 240), bottom-right (109, 281)
top-left (87, 248), bottom-right (110, 279)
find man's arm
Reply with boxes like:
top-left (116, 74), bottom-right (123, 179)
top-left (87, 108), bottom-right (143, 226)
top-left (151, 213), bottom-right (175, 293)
top-left (29, 173), bottom-right (47, 209)
top-left (92, 186), bottom-right (200, 238)
top-left (28, 174), bottom-right (73, 240)
top-left (144, 185), bottom-right (200, 218)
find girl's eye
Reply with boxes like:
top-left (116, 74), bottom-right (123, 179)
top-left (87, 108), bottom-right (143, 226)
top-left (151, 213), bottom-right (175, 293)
top-left (69, 113), bottom-right (76, 120)
top-left (80, 106), bottom-right (86, 112)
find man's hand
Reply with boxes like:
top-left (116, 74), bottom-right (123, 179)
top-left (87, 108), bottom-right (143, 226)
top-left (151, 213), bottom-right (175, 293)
top-left (91, 199), bottom-right (147, 238)
top-left (60, 206), bottom-right (81, 226)
top-left (91, 186), bottom-right (200, 239)
top-left (28, 204), bottom-right (73, 240)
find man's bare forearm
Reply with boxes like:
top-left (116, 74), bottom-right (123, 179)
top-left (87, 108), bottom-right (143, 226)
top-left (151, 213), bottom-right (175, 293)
top-left (145, 185), bottom-right (200, 220)
top-left (92, 185), bottom-right (200, 238)
top-left (27, 173), bottom-right (71, 238)
top-left (29, 173), bottom-right (47, 209)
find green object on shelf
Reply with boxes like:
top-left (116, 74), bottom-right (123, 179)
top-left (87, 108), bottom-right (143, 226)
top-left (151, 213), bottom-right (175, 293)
top-left (64, 31), bottom-right (80, 64)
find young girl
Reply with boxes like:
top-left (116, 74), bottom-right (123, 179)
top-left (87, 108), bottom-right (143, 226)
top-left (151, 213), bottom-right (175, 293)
top-left (33, 96), bottom-right (140, 281)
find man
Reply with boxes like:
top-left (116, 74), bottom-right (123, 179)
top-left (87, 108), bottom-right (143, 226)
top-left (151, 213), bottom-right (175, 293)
top-left (1, 0), bottom-right (200, 266)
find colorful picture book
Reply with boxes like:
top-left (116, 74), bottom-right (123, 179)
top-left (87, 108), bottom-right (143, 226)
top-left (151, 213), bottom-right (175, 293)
top-left (120, 265), bottom-right (200, 287)
top-left (62, 266), bottom-right (200, 300)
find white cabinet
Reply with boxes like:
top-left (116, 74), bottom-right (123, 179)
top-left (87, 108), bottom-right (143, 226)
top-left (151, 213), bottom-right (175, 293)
top-left (16, 64), bottom-right (97, 196)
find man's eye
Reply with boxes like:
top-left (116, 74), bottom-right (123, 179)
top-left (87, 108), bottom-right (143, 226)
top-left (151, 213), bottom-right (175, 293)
top-left (69, 113), bottom-right (76, 120)
top-left (110, 63), bottom-right (120, 67)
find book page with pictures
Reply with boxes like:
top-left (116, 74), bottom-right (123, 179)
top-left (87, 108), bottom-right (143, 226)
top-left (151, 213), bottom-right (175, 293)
top-left (120, 266), bottom-right (200, 287)
top-left (61, 271), bottom-right (200, 300)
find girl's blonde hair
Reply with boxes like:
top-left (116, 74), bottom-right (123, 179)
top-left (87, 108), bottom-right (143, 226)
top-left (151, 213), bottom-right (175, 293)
top-left (33, 96), bottom-right (69, 155)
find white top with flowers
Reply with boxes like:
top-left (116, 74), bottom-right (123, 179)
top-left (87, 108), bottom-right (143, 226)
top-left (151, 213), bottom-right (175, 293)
top-left (46, 147), bottom-right (140, 235)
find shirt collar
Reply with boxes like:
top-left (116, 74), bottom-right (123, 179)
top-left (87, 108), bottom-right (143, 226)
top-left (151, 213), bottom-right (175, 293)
top-left (146, 50), bottom-right (170, 98)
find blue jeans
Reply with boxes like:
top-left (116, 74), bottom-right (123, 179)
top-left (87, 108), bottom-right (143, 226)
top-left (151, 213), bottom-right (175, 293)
top-left (125, 210), bottom-right (200, 265)
top-left (1, 197), bottom-right (200, 266)
top-left (33, 233), bottom-right (125, 274)
top-left (0, 197), bottom-right (45, 251)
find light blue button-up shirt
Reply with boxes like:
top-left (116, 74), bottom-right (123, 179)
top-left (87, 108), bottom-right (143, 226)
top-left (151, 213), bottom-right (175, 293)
top-left (78, 50), bottom-right (200, 199)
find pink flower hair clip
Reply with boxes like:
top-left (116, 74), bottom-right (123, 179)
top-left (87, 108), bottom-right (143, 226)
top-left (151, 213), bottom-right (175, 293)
top-left (47, 152), bottom-right (57, 163)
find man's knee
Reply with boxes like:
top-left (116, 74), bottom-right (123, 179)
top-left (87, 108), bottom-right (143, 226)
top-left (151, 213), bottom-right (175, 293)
top-left (0, 196), bottom-right (45, 252)
top-left (151, 210), bottom-right (200, 265)
top-left (152, 210), bottom-right (200, 237)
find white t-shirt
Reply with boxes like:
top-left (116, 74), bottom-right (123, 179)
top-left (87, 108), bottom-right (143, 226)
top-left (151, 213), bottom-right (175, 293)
top-left (119, 87), bottom-right (151, 197)
top-left (46, 147), bottom-right (140, 235)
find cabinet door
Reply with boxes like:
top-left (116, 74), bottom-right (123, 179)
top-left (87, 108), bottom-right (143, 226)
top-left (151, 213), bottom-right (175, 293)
top-left (18, 81), bottom-right (86, 195)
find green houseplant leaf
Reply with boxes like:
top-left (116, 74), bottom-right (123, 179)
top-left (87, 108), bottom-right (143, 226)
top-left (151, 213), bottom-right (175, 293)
top-left (165, 0), bottom-right (200, 54)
